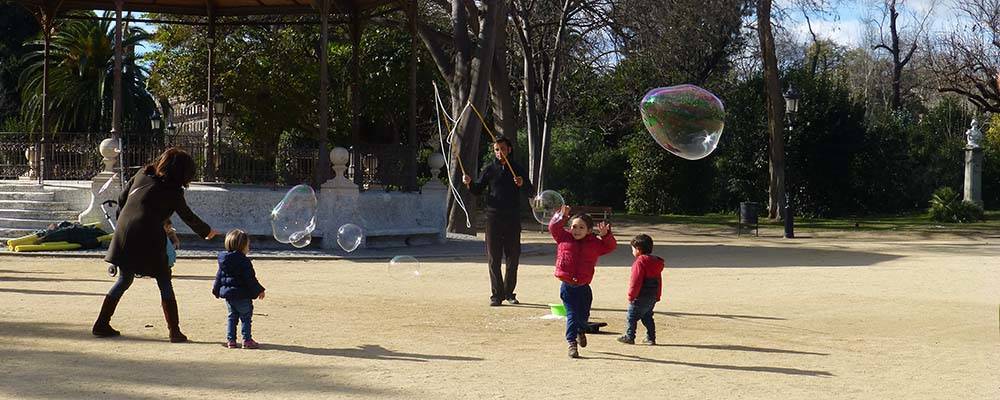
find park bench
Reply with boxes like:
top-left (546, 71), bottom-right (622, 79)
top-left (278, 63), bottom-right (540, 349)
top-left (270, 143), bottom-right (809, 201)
top-left (532, 205), bottom-right (613, 232)
top-left (569, 205), bottom-right (613, 224)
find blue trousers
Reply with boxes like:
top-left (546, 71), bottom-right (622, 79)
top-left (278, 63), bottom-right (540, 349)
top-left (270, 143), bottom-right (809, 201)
top-left (624, 297), bottom-right (657, 341)
top-left (106, 270), bottom-right (175, 301)
top-left (226, 298), bottom-right (254, 341)
top-left (560, 282), bottom-right (592, 343)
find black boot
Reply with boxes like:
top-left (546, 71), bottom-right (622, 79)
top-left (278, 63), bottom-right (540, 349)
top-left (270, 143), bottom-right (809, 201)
top-left (92, 295), bottom-right (121, 337)
top-left (161, 299), bottom-right (187, 343)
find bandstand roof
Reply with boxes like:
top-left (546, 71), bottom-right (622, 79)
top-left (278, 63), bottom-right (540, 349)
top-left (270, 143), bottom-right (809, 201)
top-left (14, 0), bottom-right (404, 16)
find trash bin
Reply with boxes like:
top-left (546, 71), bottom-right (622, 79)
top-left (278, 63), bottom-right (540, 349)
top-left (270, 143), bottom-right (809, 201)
top-left (739, 202), bottom-right (760, 236)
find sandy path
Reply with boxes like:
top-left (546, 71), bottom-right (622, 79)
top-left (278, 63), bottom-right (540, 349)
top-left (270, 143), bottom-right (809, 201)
top-left (1, 227), bottom-right (997, 399)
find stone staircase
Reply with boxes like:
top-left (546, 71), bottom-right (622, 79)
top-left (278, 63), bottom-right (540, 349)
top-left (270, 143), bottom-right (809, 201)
top-left (0, 182), bottom-right (81, 241)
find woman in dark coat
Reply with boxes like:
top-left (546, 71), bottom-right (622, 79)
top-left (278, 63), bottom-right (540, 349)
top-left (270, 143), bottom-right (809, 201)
top-left (92, 148), bottom-right (220, 342)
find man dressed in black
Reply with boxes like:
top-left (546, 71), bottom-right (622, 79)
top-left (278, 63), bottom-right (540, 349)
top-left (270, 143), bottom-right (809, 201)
top-left (463, 137), bottom-right (536, 306)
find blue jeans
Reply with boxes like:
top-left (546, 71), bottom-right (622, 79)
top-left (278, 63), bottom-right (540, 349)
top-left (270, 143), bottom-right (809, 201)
top-left (106, 270), bottom-right (175, 301)
top-left (624, 297), bottom-right (656, 341)
top-left (560, 282), bottom-right (592, 343)
top-left (226, 298), bottom-right (253, 341)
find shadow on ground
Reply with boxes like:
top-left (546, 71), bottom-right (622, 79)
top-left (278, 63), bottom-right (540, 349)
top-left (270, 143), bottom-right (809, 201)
top-left (518, 243), bottom-right (902, 268)
top-left (0, 321), bottom-right (399, 399)
top-left (589, 351), bottom-right (834, 377)
top-left (265, 343), bottom-right (483, 362)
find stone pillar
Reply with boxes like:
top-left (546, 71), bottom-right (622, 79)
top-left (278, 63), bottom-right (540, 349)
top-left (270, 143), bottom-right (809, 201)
top-left (318, 147), bottom-right (363, 249)
top-left (422, 152), bottom-right (449, 242)
top-left (964, 146), bottom-right (983, 206)
top-left (78, 139), bottom-right (123, 231)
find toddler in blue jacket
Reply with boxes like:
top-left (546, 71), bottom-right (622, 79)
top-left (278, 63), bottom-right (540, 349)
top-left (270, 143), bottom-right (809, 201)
top-left (212, 229), bottom-right (266, 349)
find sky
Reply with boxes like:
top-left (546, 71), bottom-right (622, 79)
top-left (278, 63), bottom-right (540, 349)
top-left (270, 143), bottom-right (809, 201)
top-left (781, 0), bottom-right (969, 48)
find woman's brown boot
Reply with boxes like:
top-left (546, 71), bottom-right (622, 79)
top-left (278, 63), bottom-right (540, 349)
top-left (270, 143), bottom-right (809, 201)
top-left (161, 299), bottom-right (187, 343)
top-left (92, 295), bottom-right (121, 337)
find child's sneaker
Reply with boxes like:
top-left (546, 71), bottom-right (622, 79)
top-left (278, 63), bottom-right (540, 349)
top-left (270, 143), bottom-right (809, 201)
top-left (243, 339), bottom-right (260, 349)
top-left (225, 340), bottom-right (240, 349)
top-left (567, 341), bottom-right (580, 358)
top-left (577, 330), bottom-right (587, 347)
top-left (617, 335), bottom-right (635, 344)
top-left (642, 338), bottom-right (656, 345)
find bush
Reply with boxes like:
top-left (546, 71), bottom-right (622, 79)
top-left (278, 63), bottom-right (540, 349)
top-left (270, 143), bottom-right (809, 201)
top-left (928, 187), bottom-right (984, 222)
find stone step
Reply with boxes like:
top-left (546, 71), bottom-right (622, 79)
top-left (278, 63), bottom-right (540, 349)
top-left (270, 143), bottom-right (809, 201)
top-left (0, 209), bottom-right (80, 221)
top-left (0, 199), bottom-right (73, 211)
top-left (0, 227), bottom-right (42, 242)
top-left (0, 217), bottom-right (67, 230)
top-left (0, 191), bottom-right (56, 201)
top-left (0, 183), bottom-right (48, 192)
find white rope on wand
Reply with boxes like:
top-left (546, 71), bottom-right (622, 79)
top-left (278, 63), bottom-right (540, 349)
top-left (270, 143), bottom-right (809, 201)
top-left (433, 82), bottom-right (472, 228)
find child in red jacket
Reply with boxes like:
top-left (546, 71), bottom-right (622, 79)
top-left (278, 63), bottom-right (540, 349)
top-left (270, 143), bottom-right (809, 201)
top-left (549, 205), bottom-right (617, 358)
top-left (617, 234), bottom-right (664, 345)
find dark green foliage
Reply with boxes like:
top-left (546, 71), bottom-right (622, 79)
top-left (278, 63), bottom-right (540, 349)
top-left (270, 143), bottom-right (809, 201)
top-left (545, 123), bottom-right (628, 209)
top-left (18, 12), bottom-right (156, 134)
top-left (928, 187), bottom-right (984, 223)
top-left (0, 1), bottom-right (39, 127)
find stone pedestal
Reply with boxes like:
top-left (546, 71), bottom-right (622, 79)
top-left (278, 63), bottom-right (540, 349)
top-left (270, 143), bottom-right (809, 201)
top-left (963, 146), bottom-right (983, 206)
top-left (78, 139), bottom-right (123, 231)
top-left (423, 153), bottom-right (449, 242)
top-left (318, 147), bottom-right (363, 249)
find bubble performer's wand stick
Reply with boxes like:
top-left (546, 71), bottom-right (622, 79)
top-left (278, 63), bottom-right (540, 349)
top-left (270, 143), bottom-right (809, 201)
top-left (468, 100), bottom-right (519, 183)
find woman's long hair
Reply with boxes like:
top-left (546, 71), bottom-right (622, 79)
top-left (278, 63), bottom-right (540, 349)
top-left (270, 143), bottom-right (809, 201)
top-left (144, 147), bottom-right (197, 188)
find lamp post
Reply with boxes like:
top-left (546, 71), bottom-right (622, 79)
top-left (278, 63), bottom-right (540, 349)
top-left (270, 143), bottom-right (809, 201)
top-left (150, 110), bottom-right (162, 132)
top-left (213, 94), bottom-right (226, 115)
top-left (782, 85), bottom-right (799, 239)
top-left (212, 94), bottom-right (225, 175)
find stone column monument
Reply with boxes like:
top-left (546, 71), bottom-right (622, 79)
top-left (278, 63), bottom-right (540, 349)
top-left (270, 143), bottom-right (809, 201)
top-left (318, 147), bottom-right (362, 249)
top-left (963, 119), bottom-right (983, 206)
top-left (78, 138), bottom-right (123, 230)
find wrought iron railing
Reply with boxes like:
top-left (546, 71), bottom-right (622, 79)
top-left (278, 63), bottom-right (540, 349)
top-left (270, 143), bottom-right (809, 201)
top-left (214, 135), bottom-right (318, 185)
top-left (0, 132), bottom-right (419, 190)
top-left (350, 143), bottom-right (419, 192)
top-left (0, 132), bottom-right (33, 179)
top-left (0, 132), bottom-right (105, 180)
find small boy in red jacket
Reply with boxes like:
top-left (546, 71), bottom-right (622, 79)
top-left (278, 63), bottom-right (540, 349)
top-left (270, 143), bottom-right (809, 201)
top-left (617, 234), bottom-right (663, 345)
top-left (549, 205), bottom-right (617, 358)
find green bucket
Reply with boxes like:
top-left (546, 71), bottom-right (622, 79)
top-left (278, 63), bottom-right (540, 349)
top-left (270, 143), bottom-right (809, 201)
top-left (548, 303), bottom-right (567, 317)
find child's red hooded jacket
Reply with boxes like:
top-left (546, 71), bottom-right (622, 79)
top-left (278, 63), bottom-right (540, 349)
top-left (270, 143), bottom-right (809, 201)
top-left (628, 254), bottom-right (664, 302)
top-left (549, 212), bottom-right (616, 285)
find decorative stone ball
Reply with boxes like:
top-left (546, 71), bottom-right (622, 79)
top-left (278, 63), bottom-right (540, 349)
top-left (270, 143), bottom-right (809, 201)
top-left (428, 153), bottom-right (445, 170)
top-left (330, 147), bottom-right (350, 166)
top-left (99, 138), bottom-right (120, 159)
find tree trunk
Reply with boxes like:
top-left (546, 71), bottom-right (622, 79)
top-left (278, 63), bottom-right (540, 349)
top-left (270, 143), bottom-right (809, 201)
top-left (889, 2), bottom-right (901, 110)
top-left (758, 0), bottom-right (786, 220)
top-left (444, 0), bottom-right (501, 235)
top-left (536, 0), bottom-right (572, 192)
top-left (491, 0), bottom-right (517, 145)
top-left (511, 1), bottom-right (542, 189)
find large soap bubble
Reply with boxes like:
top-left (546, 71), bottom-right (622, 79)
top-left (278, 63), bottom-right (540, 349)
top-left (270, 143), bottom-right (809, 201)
top-left (640, 84), bottom-right (725, 160)
top-left (388, 255), bottom-right (421, 278)
top-left (337, 223), bottom-right (364, 252)
top-left (289, 231), bottom-right (312, 248)
top-left (271, 184), bottom-right (317, 246)
top-left (531, 190), bottom-right (565, 225)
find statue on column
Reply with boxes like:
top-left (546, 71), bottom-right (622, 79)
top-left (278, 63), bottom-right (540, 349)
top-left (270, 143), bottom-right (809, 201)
top-left (965, 119), bottom-right (982, 149)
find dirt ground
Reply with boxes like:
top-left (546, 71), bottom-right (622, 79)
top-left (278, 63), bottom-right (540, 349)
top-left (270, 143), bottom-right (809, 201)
top-left (1, 224), bottom-right (998, 399)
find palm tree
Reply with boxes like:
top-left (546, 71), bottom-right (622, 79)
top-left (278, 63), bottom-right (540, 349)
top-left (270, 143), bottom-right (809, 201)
top-left (18, 11), bottom-right (156, 134)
